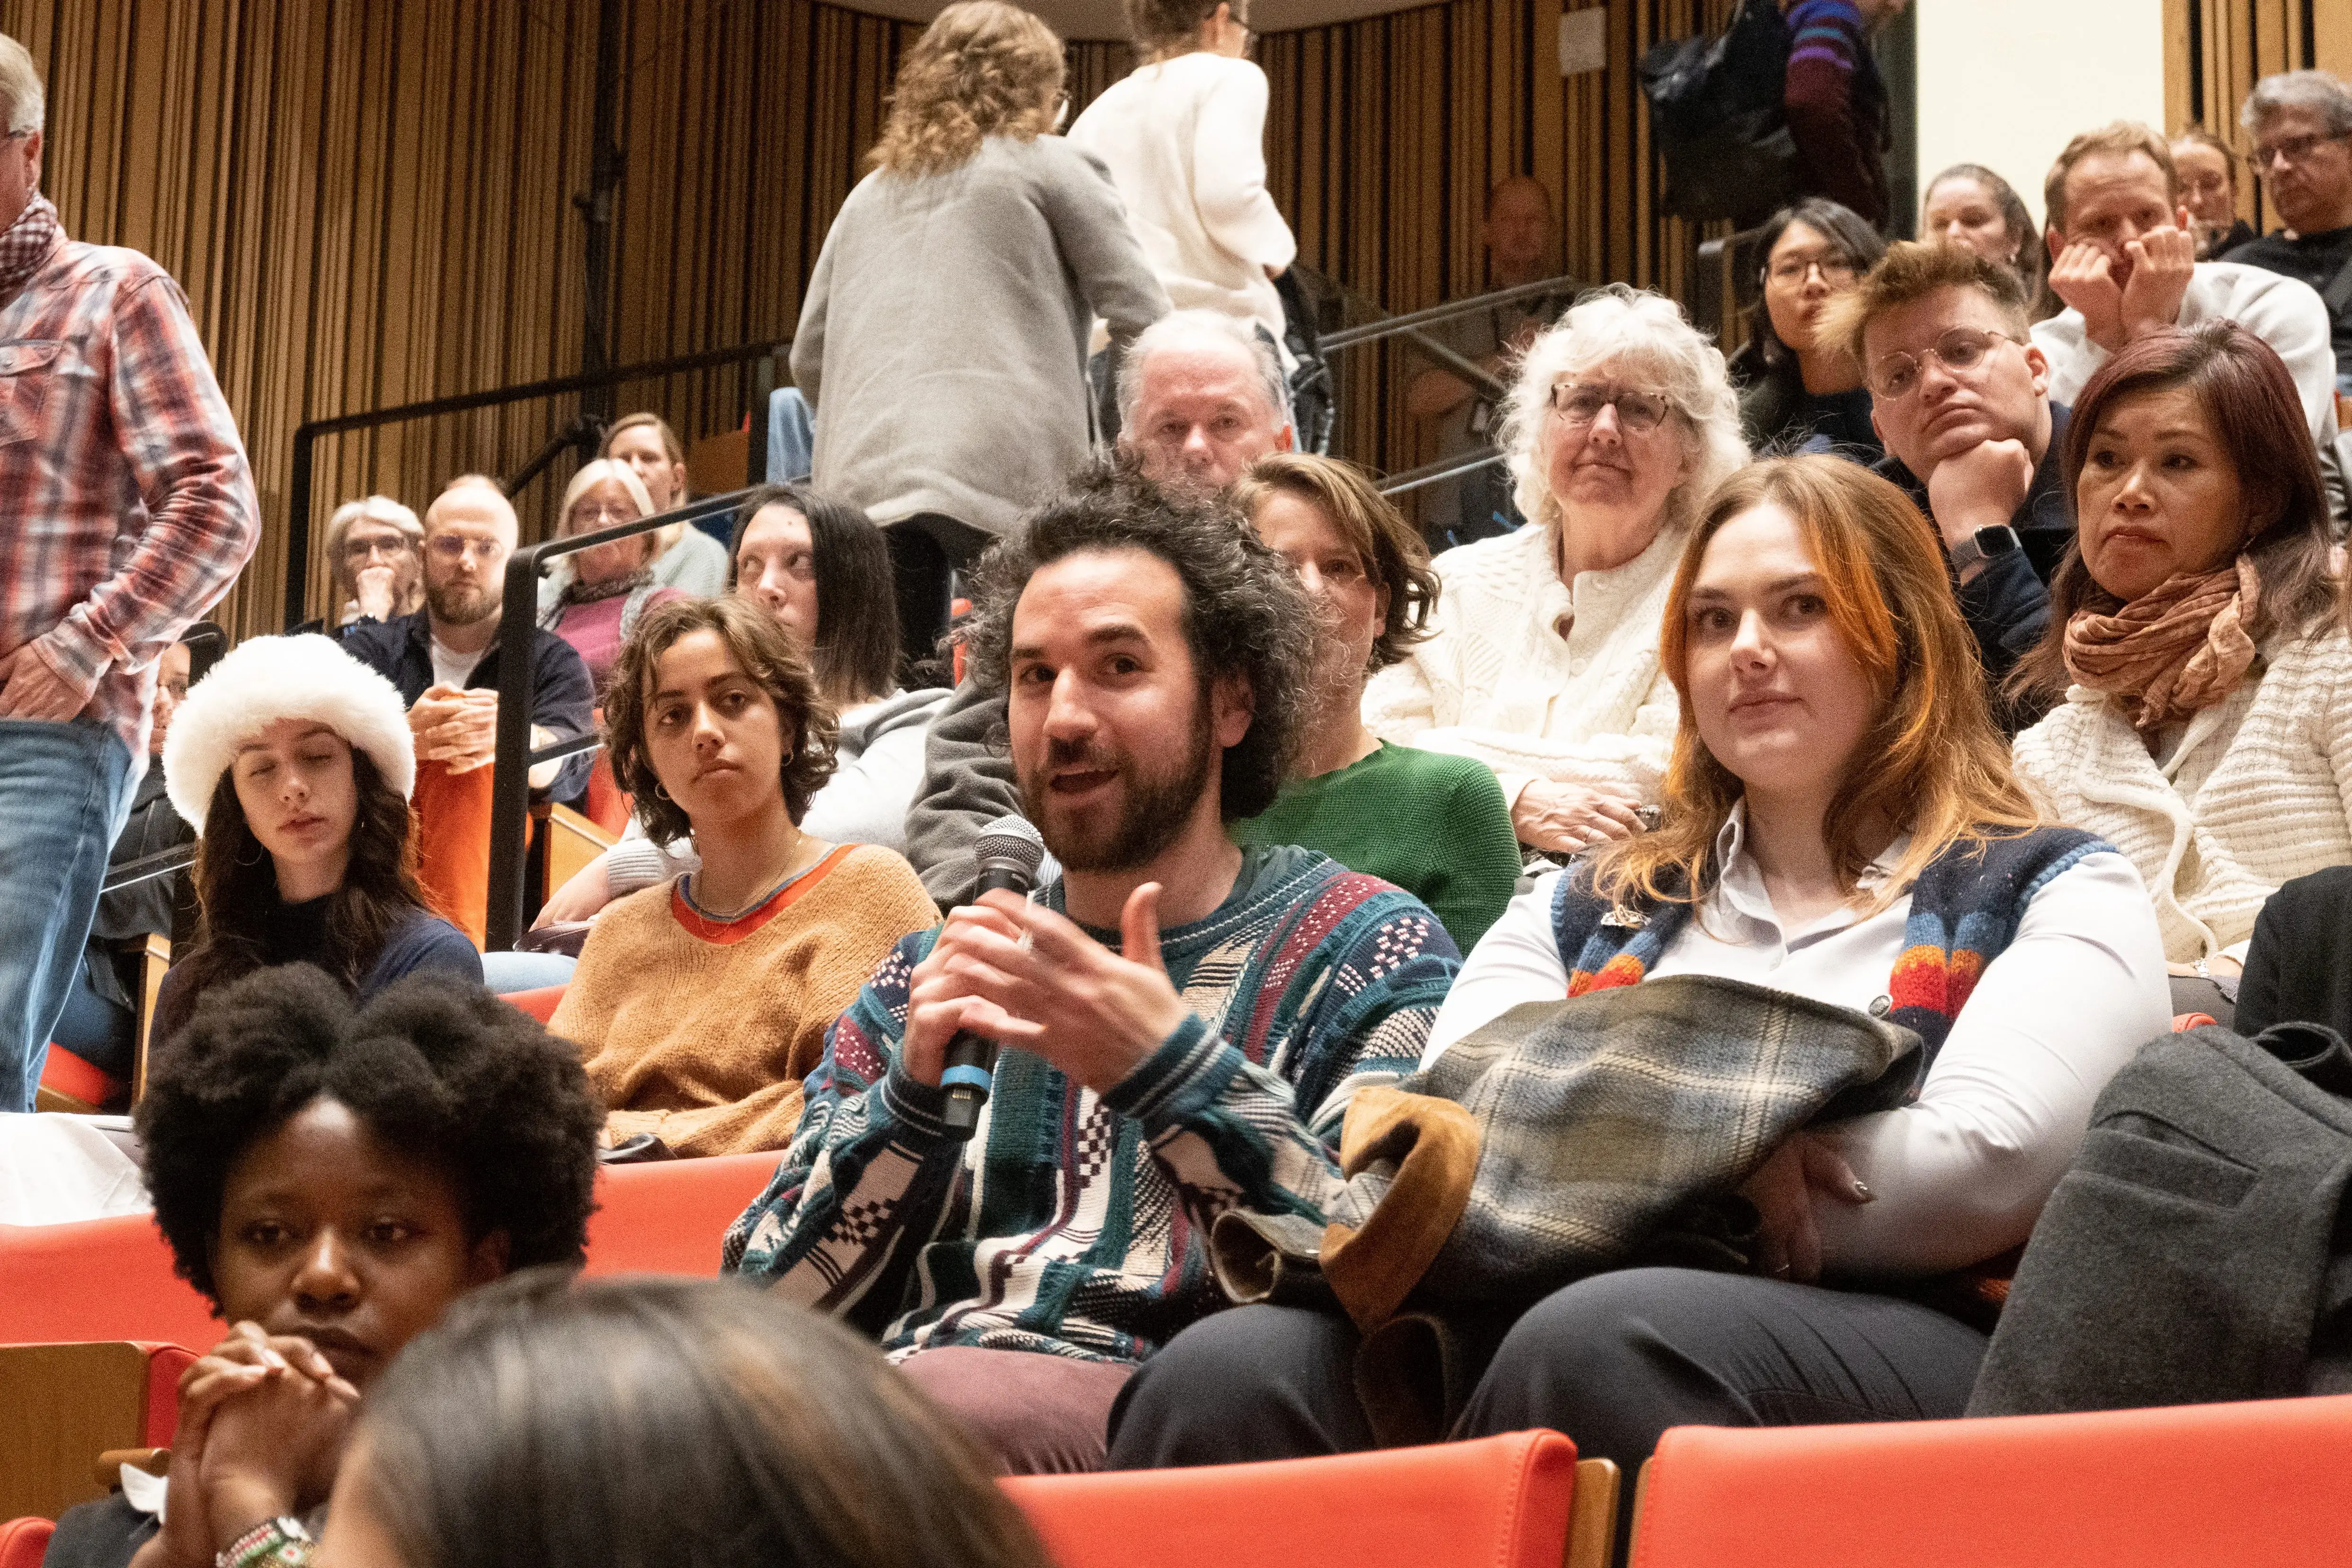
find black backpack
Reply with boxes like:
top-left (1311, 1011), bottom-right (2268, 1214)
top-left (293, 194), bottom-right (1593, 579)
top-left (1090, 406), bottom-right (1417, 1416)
top-left (1639, 0), bottom-right (1798, 225)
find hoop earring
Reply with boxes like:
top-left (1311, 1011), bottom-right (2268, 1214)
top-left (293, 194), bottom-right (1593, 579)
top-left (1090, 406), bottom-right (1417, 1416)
top-left (653, 782), bottom-right (672, 802)
top-left (234, 840), bottom-right (265, 868)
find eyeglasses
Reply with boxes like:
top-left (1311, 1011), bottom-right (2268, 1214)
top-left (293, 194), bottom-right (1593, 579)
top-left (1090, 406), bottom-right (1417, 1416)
top-left (2251, 131), bottom-right (2347, 172)
top-left (1865, 327), bottom-right (2025, 400)
top-left (1549, 382), bottom-right (1673, 433)
top-left (426, 535), bottom-right (504, 564)
top-left (566, 502), bottom-right (639, 529)
top-left (341, 534), bottom-right (411, 562)
top-left (1764, 252), bottom-right (1858, 288)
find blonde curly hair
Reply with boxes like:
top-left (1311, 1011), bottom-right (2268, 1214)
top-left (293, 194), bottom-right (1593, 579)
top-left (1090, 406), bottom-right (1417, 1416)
top-left (869, 2), bottom-right (1066, 179)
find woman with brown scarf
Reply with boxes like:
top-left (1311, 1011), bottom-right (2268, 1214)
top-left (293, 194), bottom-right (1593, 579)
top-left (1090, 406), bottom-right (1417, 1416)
top-left (2010, 322), bottom-right (2352, 1021)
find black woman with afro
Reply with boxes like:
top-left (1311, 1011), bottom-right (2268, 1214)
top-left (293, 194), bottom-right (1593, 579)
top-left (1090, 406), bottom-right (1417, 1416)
top-left (43, 964), bottom-right (602, 1568)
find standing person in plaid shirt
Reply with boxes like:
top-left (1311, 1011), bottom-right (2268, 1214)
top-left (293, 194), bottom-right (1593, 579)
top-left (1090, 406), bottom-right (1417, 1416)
top-left (724, 466), bottom-right (1460, 1475)
top-left (0, 32), bottom-right (259, 1110)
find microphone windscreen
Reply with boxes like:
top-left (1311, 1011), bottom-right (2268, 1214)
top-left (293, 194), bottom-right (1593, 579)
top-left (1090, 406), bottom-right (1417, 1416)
top-left (972, 814), bottom-right (1047, 885)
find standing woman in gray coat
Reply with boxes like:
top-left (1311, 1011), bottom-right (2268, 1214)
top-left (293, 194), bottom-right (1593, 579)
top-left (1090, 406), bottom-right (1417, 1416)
top-left (792, 0), bottom-right (1170, 673)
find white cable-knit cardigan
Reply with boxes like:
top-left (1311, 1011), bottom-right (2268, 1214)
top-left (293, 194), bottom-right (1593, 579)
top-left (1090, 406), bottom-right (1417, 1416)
top-left (1361, 519), bottom-right (1680, 810)
top-left (2010, 626), bottom-right (2352, 964)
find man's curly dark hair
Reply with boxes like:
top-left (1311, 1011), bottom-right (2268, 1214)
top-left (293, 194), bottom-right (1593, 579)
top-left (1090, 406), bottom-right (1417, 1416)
top-left (958, 463), bottom-right (1315, 823)
top-left (133, 966), bottom-right (604, 1309)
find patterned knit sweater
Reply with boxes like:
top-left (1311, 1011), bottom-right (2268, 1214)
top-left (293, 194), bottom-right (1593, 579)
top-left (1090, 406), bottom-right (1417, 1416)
top-left (2011, 629), bottom-right (2352, 963)
top-left (1361, 519), bottom-right (1682, 811)
top-left (1550, 826), bottom-right (2107, 1067)
top-left (552, 843), bottom-right (939, 1157)
top-left (722, 845), bottom-right (1461, 1362)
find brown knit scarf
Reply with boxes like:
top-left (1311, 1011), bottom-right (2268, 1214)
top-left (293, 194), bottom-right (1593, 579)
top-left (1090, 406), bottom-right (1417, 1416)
top-left (2062, 555), bottom-right (2261, 733)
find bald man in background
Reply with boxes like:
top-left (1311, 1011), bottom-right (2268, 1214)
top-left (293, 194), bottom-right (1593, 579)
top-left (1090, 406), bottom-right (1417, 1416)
top-left (1405, 176), bottom-right (1575, 549)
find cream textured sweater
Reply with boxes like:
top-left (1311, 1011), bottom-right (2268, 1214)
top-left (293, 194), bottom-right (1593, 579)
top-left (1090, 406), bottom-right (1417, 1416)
top-left (1361, 519), bottom-right (1682, 810)
top-left (552, 843), bottom-right (939, 1157)
top-left (2011, 627), bottom-right (2352, 964)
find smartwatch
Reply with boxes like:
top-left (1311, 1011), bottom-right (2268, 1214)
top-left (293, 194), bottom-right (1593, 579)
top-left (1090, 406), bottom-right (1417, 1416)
top-left (1947, 524), bottom-right (2021, 572)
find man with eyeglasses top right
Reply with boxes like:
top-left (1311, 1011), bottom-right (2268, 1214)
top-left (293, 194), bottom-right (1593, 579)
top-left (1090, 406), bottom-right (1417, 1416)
top-left (1819, 241), bottom-right (2067, 727)
top-left (2223, 71), bottom-right (2352, 401)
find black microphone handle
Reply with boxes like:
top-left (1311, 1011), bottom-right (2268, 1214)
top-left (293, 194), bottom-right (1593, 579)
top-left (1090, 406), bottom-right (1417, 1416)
top-left (939, 854), bottom-right (1038, 1140)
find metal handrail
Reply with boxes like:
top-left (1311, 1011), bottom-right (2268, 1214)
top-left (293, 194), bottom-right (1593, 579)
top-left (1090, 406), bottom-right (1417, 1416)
top-left (284, 341), bottom-right (785, 628)
top-left (1376, 448), bottom-right (1506, 499)
top-left (99, 842), bottom-right (197, 894)
top-left (1317, 275), bottom-right (1583, 352)
top-left (484, 485), bottom-right (759, 952)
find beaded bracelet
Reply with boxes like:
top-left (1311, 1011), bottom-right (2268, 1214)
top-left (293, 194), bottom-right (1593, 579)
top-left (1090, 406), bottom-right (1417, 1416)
top-left (217, 1516), bottom-right (315, 1568)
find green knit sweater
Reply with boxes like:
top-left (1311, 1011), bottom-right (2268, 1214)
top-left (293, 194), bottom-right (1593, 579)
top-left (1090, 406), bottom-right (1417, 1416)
top-left (1233, 741), bottom-right (1521, 950)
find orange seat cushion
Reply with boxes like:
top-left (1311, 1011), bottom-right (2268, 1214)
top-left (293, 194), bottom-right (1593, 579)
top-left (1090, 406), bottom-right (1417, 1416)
top-left (412, 759), bottom-right (496, 950)
top-left (506, 985), bottom-right (567, 1024)
top-left (1632, 1395), bottom-right (2352, 1567)
top-left (1003, 1429), bottom-right (1578, 1568)
top-left (0, 1517), bottom-right (55, 1568)
top-left (38, 1045), bottom-right (121, 1109)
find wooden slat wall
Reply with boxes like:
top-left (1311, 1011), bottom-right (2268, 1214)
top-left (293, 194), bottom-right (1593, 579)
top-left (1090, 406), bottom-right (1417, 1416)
top-left (2, 0), bottom-right (1745, 638)
top-left (2165, 0), bottom-right (2340, 237)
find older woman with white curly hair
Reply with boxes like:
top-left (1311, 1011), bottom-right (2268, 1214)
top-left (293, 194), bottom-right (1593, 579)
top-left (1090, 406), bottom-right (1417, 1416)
top-left (1364, 285), bottom-right (1748, 853)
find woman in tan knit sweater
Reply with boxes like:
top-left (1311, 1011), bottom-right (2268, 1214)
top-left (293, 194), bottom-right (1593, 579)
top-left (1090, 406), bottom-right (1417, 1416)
top-left (552, 597), bottom-right (937, 1156)
top-left (2009, 323), bottom-right (2352, 1021)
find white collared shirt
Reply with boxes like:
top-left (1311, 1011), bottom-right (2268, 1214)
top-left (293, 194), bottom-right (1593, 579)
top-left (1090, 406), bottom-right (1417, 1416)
top-left (1425, 804), bottom-right (2172, 1276)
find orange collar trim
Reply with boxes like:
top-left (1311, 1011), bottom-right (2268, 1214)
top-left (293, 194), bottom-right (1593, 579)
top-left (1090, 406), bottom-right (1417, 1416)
top-left (670, 844), bottom-right (854, 945)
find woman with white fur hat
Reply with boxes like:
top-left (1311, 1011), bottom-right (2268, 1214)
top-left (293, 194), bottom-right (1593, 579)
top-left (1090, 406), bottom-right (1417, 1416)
top-left (151, 634), bottom-right (481, 1045)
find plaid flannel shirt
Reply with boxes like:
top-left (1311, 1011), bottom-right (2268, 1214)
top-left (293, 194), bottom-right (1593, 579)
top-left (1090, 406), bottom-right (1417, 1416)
top-left (0, 204), bottom-right (258, 763)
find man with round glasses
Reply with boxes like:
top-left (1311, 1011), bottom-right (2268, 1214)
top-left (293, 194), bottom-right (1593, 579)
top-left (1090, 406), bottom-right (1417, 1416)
top-left (1821, 241), bottom-right (2065, 721)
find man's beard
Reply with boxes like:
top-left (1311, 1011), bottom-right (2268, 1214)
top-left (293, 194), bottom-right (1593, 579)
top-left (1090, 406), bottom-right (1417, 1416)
top-left (425, 574), bottom-right (497, 627)
top-left (1018, 698), bottom-right (1219, 875)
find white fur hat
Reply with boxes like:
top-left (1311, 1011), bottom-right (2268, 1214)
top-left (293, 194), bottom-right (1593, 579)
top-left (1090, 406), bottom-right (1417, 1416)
top-left (163, 633), bottom-right (418, 833)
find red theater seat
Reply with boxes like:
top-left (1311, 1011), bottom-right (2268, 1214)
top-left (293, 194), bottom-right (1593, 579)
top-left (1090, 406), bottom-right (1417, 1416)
top-left (0, 1152), bottom-right (778, 1351)
top-left (1630, 1394), bottom-right (2352, 1567)
top-left (1004, 1430), bottom-right (1616, 1568)
top-left (0, 1518), bottom-right (54, 1568)
top-left (507, 984), bottom-right (568, 1023)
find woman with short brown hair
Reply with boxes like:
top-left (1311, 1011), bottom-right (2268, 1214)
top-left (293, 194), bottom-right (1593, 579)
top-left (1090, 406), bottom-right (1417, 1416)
top-left (793, 0), bottom-right (1169, 672)
top-left (551, 596), bottom-right (936, 1156)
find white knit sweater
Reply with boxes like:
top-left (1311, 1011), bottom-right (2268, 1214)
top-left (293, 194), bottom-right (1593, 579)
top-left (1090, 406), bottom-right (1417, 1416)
top-left (1361, 519), bottom-right (1681, 810)
top-left (1066, 53), bottom-right (1296, 350)
top-left (2010, 626), bottom-right (2352, 964)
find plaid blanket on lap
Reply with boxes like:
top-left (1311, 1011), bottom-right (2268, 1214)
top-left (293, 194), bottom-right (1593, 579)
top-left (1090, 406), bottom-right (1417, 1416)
top-left (1213, 974), bottom-right (1921, 1330)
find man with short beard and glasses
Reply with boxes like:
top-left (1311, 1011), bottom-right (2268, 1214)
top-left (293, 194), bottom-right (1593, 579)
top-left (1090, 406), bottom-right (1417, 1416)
top-left (725, 466), bottom-right (1460, 1476)
top-left (906, 311), bottom-right (1295, 906)
top-left (338, 475), bottom-right (595, 802)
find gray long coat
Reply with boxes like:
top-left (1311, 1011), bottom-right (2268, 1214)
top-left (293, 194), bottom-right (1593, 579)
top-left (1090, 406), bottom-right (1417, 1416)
top-left (790, 135), bottom-right (1170, 542)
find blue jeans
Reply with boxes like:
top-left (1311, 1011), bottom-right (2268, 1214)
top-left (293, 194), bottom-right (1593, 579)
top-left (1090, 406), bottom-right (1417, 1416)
top-left (0, 719), bottom-right (136, 1110)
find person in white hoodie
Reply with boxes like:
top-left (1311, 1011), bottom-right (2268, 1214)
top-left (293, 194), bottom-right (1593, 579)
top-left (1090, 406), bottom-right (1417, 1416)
top-left (536, 484), bottom-right (951, 928)
top-left (1068, 0), bottom-right (1296, 361)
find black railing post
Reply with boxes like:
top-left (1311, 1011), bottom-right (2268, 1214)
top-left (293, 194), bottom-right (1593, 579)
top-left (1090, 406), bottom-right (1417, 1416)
top-left (285, 427), bottom-right (316, 628)
top-left (483, 548), bottom-right (544, 953)
top-left (748, 351), bottom-right (776, 487)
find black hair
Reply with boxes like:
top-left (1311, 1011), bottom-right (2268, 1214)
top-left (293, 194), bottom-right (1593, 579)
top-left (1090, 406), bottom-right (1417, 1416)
top-left (960, 462), bottom-right (1315, 822)
top-left (732, 482), bottom-right (902, 704)
top-left (134, 965), bottom-right (603, 1310)
top-left (355, 1273), bottom-right (1057, 1568)
top-left (1742, 198), bottom-right (1891, 377)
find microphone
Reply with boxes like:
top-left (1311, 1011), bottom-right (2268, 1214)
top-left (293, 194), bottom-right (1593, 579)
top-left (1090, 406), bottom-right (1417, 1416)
top-left (940, 814), bottom-right (1048, 1140)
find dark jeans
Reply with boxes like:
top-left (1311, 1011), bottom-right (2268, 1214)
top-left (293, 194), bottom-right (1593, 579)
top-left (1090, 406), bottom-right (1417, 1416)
top-left (886, 513), bottom-right (990, 682)
top-left (1108, 1269), bottom-right (1987, 1550)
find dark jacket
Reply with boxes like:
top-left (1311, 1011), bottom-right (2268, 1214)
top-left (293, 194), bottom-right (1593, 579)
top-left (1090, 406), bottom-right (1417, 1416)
top-left (337, 608), bottom-right (595, 800)
top-left (1970, 1020), bottom-right (2352, 1415)
top-left (903, 677), bottom-right (1021, 909)
top-left (1873, 403), bottom-right (2073, 724)
top-left (2236, 867), bottom-right (2352, 1041)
